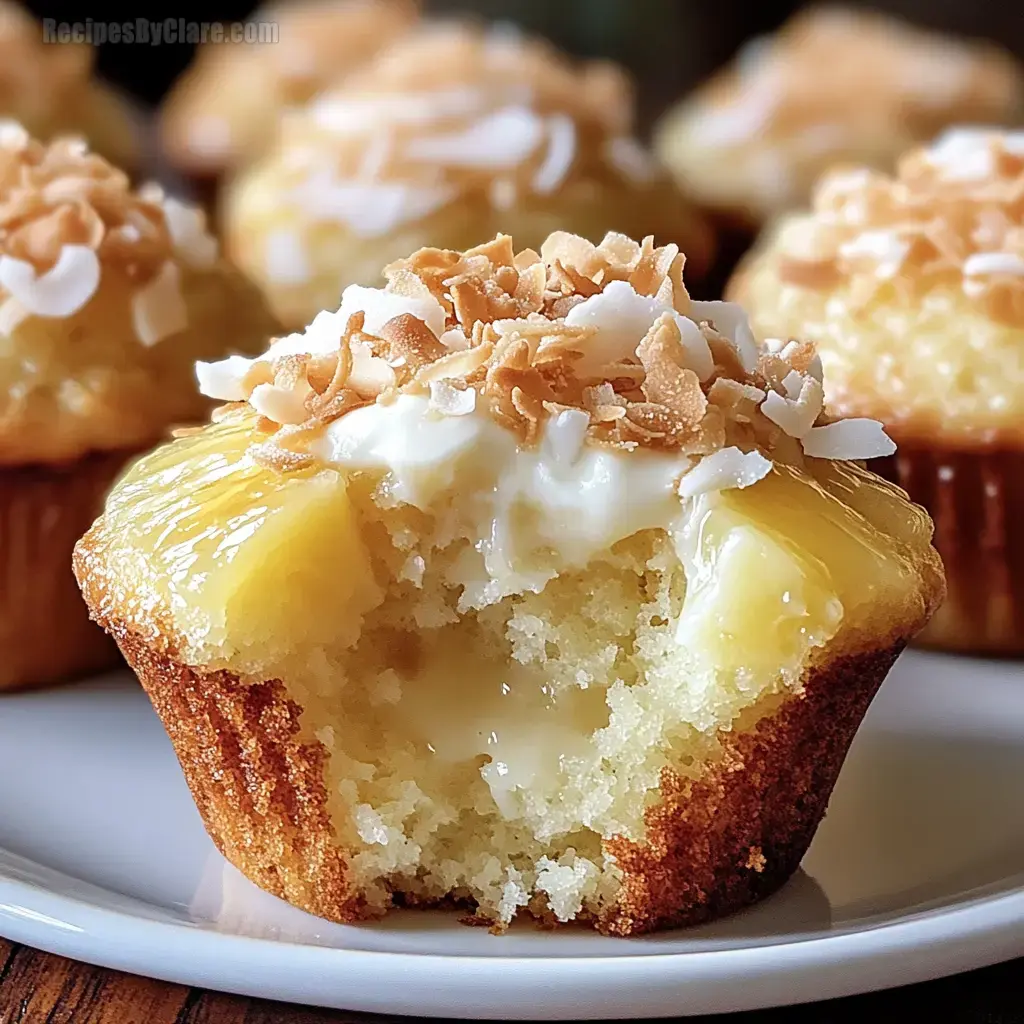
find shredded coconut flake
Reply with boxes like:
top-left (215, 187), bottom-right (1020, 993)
top-left (132, 261), bottom-right (188, 347)
top-left (800, 418), bottom-right (896, 460)
top-left (428, 379), bottom-right (476, 416)
top-left (532, 114), bottom-right (576, 194)
top-left (0, 245), bottom-right (100, 317)
top-left (678, 446), bottom-right (771, 498)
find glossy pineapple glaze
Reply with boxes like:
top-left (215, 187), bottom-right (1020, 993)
top-left (82, 410), bottom-right (941, 921)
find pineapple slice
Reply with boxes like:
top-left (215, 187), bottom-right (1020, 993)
top-left (98, 411), bottom-right (381, 674)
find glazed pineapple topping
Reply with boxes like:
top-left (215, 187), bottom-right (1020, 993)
top-left (85, 231), bottom-right (939, 929)
top-left (0, 120), bottom-right (216, 338)
top-left (776, 128), bottom-right (1024, 322)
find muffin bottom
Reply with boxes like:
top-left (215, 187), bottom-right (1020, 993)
top-left (104, 622), bottom-right (903, 935)
top-left (876, 445), bottom-right (1024, 655)
top-left (0, 452), bottom-right (130, 691)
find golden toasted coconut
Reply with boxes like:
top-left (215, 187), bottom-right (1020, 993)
top-left (731, 128), bottom-right (1024, 653)
top-left (655, 5), bottom-right (1024, 226)
top-left (221, 22), bottom-right (713, 331)
top-left (75, 230), bottom-right (942, 933)
top-left (159, 0), bottom-right (419, 180)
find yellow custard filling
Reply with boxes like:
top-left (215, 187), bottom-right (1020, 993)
top-left (89, 408), bottom-right (936, 923)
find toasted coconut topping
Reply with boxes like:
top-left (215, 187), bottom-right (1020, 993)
top-left (777, 129), bottom-right (1024, 324)
top-left (261, 22), bottom-right (653, 241)
top-left (198, 231), bottom-right (895, 481)
top-left (0, 124), bottom-right (218, 338)
top-left (689, 7), bottom-right (1023, 153)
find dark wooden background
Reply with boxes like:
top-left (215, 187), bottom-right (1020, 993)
top-left (0, 940), bottom-right (1021, 1022)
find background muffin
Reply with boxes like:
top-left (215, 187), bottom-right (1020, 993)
top-left (0, 124), bottom-right (278, 691)
top-left (158, 0), bottom-right (419, 190)
top-left (221, 21), bottom-right (714, 332)
top-left (654, 6), bottom-right (1024, 232)
top-left (730, 128), bottom-right (1024, 654)
top-left (0, 1), bottom-right (140, 172)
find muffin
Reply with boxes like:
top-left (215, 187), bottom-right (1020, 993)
top-left (221, 21), bottom-right (713, 332)
top-left (0, 1), bottom-right (140, 171)
top-left (74, 230), bottom-right (943, 934)
top-left (158, 0), bottom-right (419, 190)
top-left (654, 6), bottom-right (1024, 242)
top-left (0, 124), bottom-right (279, 691)
top-left (730, 128), bottom-right (1024, 654)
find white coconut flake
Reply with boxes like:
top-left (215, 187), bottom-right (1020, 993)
top-left (801, 419), bottom-right (896, 460)
top-left (428, 380), bottom-right (476, 416)
top-left (563, 281), bottom-right (713, 380)
top-left (963, 252), bottom-right (1024, 277)
top-left (264, 228), bottom-right (312, 285)
top-left (678, 446), bottom-right (772, 499)
top-left (161, 196), bottom-right (218, 268)
top-left (196, 355), bottom-right (256, 401)
top-left (532, 114), bottom-right (576, 194)
top-left (405, 106), bottom-right (544, 169)
top-left (348, 338), bottom-right (397, 396)
top-left (542, 408), bottom-right (590, 465)
top-left (439, 327), bottom-right (470, 351)
top-left (689, 300), bottom-right (760, 373)
top-left (0, 120), bottom-right (30, 150)
top-left (0, 245), bottom-right (100, 318)
top-left (249, 379), bottom-right (313, 425)
top-left (782, 369), bottom-right (805, 399)
top-left (603, 135), bottom-right (657, 184)
top-left (132, 261), bottom-right (188, 347)
top-left (838, 229), bottom-right (909, 279)
top-left (760, 379), bottom-right (823, 438)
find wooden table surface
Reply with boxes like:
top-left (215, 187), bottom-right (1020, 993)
top-left (0, 941), bottom-right (1020, 1023)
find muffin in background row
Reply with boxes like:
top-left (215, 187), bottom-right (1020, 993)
top-left (221, 20), bottom-right (714, 332)
top-left (0, 1), bottom-right (141, 172)
top-left (159, 0), bottom-right (420, 191)
top-left (75, 227), bottom-right (943, 934)
top-left (731, 127), bottom-right (1024, 654)
top-left (655, 6), bottom-right (1024, 237)
top-left (0, 123), bottom-right (278, 691)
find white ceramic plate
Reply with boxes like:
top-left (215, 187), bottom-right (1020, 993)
top-left (0, 649), bottom-right (1022, 1019)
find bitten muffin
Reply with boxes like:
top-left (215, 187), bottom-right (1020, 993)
top-left (0, 124), bottom-right (278, 691)
top-left (75, 230), bottom-right (943, 934)
top-left (654, 5), bottom-right (1024, 233)
top-left (158, 0), bottom-right (419, 188)
top-left (730, 127), bottom-right (1024, 654)
top-left (221, 21), bottom-right (713, 332)
top-left (0, 1), bottom-right (140, 172)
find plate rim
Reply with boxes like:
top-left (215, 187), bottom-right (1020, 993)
top-left (1, 862), bottom-right (1022, 1019)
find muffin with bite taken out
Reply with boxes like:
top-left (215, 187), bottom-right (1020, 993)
top-left (75, 229), bottom-right (942, 933)
top-left (0, 122), bottom-right (278, 691)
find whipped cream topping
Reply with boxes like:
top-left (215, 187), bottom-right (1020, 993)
top-left (314, 392), bottom-right (697, 608)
